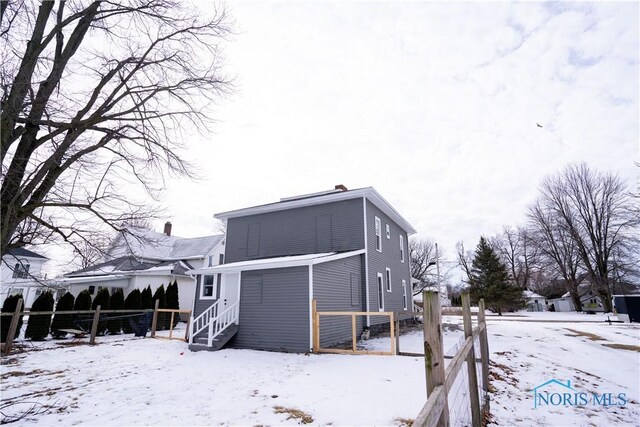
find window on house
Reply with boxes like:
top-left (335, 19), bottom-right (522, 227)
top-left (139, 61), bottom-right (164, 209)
top-left (208, 255), bottom-right (213, 267)
top-left (377, 273), bottom-right (384, 310)
top-left (219, 254), bottom-right (224, 265)
top-left (400, 235), bottom-right (405, 262)
top-left (202, 275), bottom-right (215, 298)
top-left (12, 262), bottom-right (30, 279)
top-left (402, 279), bottom-right (408, 310)
top-left (385, 224), bottom-right (390, 239)
top-left (375, 217), bottom-right (382, 252)
top-left (88, 286), bottom-right (96, 295)
top-left (385, 268), bottom-right (391, 292)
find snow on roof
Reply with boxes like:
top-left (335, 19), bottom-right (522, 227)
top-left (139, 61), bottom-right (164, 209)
top-left (190, 250), bottom-right (365, 275)
top-left (110, 228), bottom-right (223, 261)
top-left (5, 247), bottom-right (48, 260)
top-left (524, 290), bottom-right (544, 299)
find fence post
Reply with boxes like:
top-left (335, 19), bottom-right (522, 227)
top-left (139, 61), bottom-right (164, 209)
top-left (390, 312), bottom-right (396, 355)
top-left (423, 291), bottom-right (449, 426)
top-left (3, 298), bottom-right (23, 355)
top-left (90, 305), bottom-right (101, 345)
top-left (477, 299), bottom-right (490, 413)
top-left (462, 293), bottom-right (481, 427)
top-left (150, 299), bottom-right (160, 338)
top-left (169, 311), bottom-right (175, 339)
top-left (186, 314), bottom-right (192, 343)
top-left (395, 314), bottom-right (401, 355)
top-left (351, 314), bottom-right (357, 352)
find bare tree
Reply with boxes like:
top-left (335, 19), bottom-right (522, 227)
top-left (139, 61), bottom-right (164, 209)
top-left (456, 240), bottom-right (473, 285)
top-left (530, 163), bottom-right (638, 312)
top-left (1, 1), bottom-right (231, 264)
top-left (409, 238), bottom-right (438, 294)
top-left (490, 226), bottom-right (539, 289)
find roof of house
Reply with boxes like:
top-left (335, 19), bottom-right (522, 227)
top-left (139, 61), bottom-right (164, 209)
top-left (189, 250), bottom-right (366, 275)
top-left (63, 257), bottom-right (192, 282)
top-left (214, 187), bottom-right (417, 235)
top-left (5, 247), bottom-right (48, 260)
top-left (524, 290), bottom-right (544, 299)
top-left (109, 228), bottom-right (223, 261)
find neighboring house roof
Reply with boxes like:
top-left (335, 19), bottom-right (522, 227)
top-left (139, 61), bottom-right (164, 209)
top-left (214, 187), bottom-right (417, 235)
top-left (190, 250), bottom-right (366, 275)
top-left (66, 256), bottom-right (156, 277)
top-left (62, 260), bottom-right (192, 285)
top-left (5, 248), bottom-right (48, 260)
top-left (524, 290), bottom-right (544, 299)
top-left (109, 228), bottom-right (223, 261)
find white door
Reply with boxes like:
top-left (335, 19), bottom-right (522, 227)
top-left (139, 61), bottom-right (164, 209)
top-left (220, 272), bottom-right (240, 309)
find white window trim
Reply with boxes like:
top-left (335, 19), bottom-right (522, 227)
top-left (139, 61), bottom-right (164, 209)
top-left (385, 268), bottom-right (391, 292)
top-left (385, 223), bottom-right (390, 239)
top-left (375, 216), bottom-right (382, 252)
top-left (377, 272), bottom-right (384, 311)
top-left (199, 274), bottom-right (217, 300)
top-left (402, 279), bottom-right (407, 310)
top-left (400, 235), bottom-right (405, 263)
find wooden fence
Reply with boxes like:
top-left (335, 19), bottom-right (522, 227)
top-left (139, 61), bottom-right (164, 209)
top-left (414, 292), bottom-right (490, 427)
top-left (0, 298), bottom-right (191, 355)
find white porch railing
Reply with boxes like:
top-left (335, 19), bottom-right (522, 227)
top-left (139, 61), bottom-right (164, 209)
top-left (189, 300), bottom-right (220, 344)
top-left (207, 301), bottom-right (240, 347)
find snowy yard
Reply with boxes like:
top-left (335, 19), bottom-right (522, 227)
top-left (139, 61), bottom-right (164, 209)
top-left (1, 313), bottom-right (638, 426)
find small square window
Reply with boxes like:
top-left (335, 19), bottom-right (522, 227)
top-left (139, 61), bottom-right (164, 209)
top-left (201, 275), bottom-right (215, 298)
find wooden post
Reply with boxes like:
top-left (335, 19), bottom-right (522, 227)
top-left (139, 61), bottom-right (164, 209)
top-left (477, 299), bottom-right (490, 413)
top-left (462, 293), bottom-right (481, 427)
top-left (150, 299), bottom-right (160, 338)
top-left (186, 315), bottom-right (192, 342)
top-left (389, 312), bottom-right (396, 355)
top-left (3, 298), bottom-right (23, 355)
top-left (423, 291), bottom-right (449, 426)
top-left (352, 314), bottom-right (357, 352)
top-left (395, 314), bottom-right (401, 355)
top-left (312, 299), bottom-right (319, 352)
top-left (90, 305), bottom-right (101, 345)
top-left (169, 311), bottom-right (175, 339)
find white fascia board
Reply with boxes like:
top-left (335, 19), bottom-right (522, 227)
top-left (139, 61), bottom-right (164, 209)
top-left (309, 249), bottom-right (365, 265)
top-left (60, 274), bottom-right (130, 284)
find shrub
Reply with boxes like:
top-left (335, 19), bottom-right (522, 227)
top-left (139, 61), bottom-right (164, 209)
top-left (123, 289), bottom-right (141, 334)
top-left (1, 294), bottom-right (24, 342)
top-left (91, 288), bottom-right (110, 335)
top-left (25, 291), bottom-right (55, 341)
top-left (166, 280), bottom-right (180, 328)
top-left (51, 292), bottom-right (75, 339)
top-left (74, 290), bottom-right (92, 310)
top-left (108, 289), bottom-right (124, 334)
top-left (140, 285), bottom-right (153, 310)
top-left (152, 285), bottom-right (166, 331)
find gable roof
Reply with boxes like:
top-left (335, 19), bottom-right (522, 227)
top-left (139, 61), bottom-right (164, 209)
top-left (109, 228), bottom-right (223, 261)
top-left (5, 247), bottom-right (48, 260)
top-left (214, 187), bottom-right (416, 234)
top-left (64, 256), bottom-right (192, 280)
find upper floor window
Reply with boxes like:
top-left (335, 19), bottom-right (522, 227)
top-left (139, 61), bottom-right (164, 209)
top-left (385, 268), bottom-right (391, 292)
top-left (219, 254), bottom-right (224, 265)
top-left (402, 279), bottom-right (408, 310)
top-left (400, 235), bottom-right (405, 263)
top-left (208, 255), bottom-right (214, 267)
top-left (375, 217), bottom-right (382, 252)
top-left (385, 224), bottom-right (390, 239)
top-left (12, 261), bottom-right (30, 279)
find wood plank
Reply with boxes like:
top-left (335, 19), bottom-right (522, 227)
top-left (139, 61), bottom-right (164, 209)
top-left (389, 312), bottom-right (396, 355)
top-left (317, 311), bottom-right (394, 316)
top-left (351, 314), bottom-right (357, 352)
top-left (444, 336), bottom-right (473, 391)
top-left (413, 385), bottom-right (447, 427)
top-left (423, 291), bottom-right (449, 426)
top-left (317, 348), bottom-right (393, 356)
top-left (312, 299), bottom-right (319, 353)
top-left (169, 312), bottom-right (175, 339)
top-left (3, 298), bottom-right (23, 355)
top-left (462, 293), bottom-right (481, 427)
top-left (89, 305), bottom-right (100, 345)
top-left (150, 300), bottom-right (160, 338)
top-left (477, 298), bottom-right (490, 413)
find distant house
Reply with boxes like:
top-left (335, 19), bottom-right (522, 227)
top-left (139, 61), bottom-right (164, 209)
top-left (63, 223), bottom-right (224, 314)
top-left (524, 290), bottom-right (545, 312)
top-left (1, 248), bottom-right (59, 309)
top-left (545, 276), bottom-right (607, 313)
top-left (188, 186), bottom-right (416, 353)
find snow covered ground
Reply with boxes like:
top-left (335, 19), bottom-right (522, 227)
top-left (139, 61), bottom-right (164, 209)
top-left (1, 312), bottom-right (638, 426)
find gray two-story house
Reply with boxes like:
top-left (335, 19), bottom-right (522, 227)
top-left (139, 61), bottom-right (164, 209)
top-left (188, 186), bottom-right (416, 353)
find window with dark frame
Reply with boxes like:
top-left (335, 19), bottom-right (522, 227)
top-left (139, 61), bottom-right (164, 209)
top-left (385, 268), bottom-right (391, 292)
top-left (377, 273), bottom-right (384, 310)
top-left (375, 217), bottom-right (382, 252)
top-left (202, 275), bottom-right (215, 297)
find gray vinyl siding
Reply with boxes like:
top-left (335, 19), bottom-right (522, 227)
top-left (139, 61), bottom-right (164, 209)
top-left (229, 266), bottom-right (310, 353)
top-left (192, 275), bottom-right (219, 318)
top-left (365, 200), bottom-right (412, 326)
top-left (225, 199), bottom-right (364, 263)
top-left (313, 255), bottom-right (365, 348)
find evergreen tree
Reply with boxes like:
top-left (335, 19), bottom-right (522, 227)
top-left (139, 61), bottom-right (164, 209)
top-left (469, 237), bottom-right (525, 315)
top-left (165, 280), bottom-right (180, 328)
top-left (51, 292), bottom-right (75, 338)
top-left (108, 289), bottom-right (124, 334)
top-left (140, 285), bottom-right (153, 310)
top-left (152, 285), bottom-right (167, 330)
top-left (25, 291), bottom-right (55, 340)
top-left (92, 288), bottom-right (111, 335)
top-left (1, 294), bottom-right (24, 342)
top-left (74, 290), bottom-right (92, 310)
top-left (123, 289), bottom-right (142, 334)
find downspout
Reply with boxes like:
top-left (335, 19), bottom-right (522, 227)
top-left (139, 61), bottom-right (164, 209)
top-left (308, 264), bottom-right (314, 351)
top-left (362, 196), bottom-right (370, 327)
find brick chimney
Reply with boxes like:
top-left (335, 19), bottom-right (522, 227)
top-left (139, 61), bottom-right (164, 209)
top-left (335, 184), bottom-right (348, 192)
top-left (164, 221), bottom-right (172, 236)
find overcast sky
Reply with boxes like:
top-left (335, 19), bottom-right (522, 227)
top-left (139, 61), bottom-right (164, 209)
top-left (44, 1), bottom-right (640, 277)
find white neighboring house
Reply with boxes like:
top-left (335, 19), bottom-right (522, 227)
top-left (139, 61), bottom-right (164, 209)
top-left (1, 248), bottom-right (59, 309)
top-left (523, 290), bottom-right (545, 312)
top-left (62, 223), bottom-right (224, 315)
